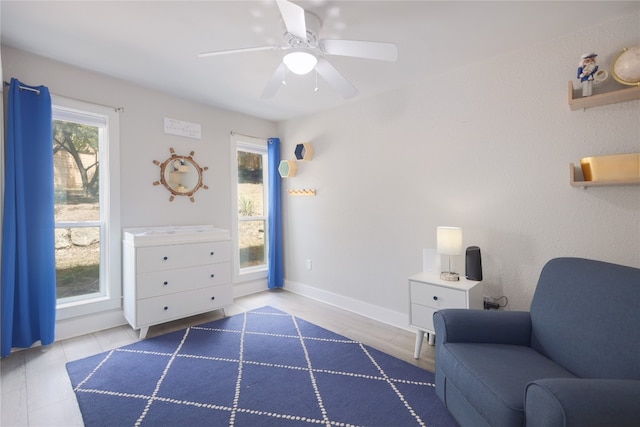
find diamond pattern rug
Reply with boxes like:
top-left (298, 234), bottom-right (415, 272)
top-left (66, 306), bottom-right (457, 426)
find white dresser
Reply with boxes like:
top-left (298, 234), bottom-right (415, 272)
top-left (409, 272), bottom-right (483, 358)
top-left (123, 225), bottom-right (232, 338)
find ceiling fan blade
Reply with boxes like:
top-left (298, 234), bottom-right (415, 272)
top-left (315, 57), bottom-right (359, 99)
top-left (320, 39), bottom-right (398, 62)
top-left (261, 62), bottom-right (287, 98)
top-left (276, 0), bottom-right (307, 40)
top-left (198, 46), bottom-right (279, 58)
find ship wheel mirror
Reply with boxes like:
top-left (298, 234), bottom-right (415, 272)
top-left (153, 148), bottom-right (208, 202)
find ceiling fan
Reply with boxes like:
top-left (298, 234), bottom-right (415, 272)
top-left (198, 0), bottom-right (398, 99)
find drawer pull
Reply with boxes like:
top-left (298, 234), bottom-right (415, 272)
top-left (163, 256), bottom-right (168, 261)
top-left (433, 296), bottom-right (438, 301)
top-left (210, 251), bottom-right (215, 256)
top-left (210, 274), bottom-right (215, 278)
top-left (163, 281), bottom-right (168, 286)
top-left (163, 306), bottom-right (168, 311)
top-left (211, 296), bottom-right (215, 300)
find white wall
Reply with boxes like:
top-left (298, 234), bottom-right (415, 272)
top-left (278, 12), bottom-right (640, 326)
top-left (2, 46), bottom-right (277, 338)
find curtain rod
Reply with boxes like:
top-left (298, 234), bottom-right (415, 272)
top-left (230, 131), bottom-right (268, 141)
top-left (3, 80), bottom-right (124, 112)
top-left (3, 80), bottom-right (41, 95)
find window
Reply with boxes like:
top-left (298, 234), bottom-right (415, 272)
top-left (231, 135), bottom-right (269, 281)
top-left (52, 96), bottom-right (120, 319)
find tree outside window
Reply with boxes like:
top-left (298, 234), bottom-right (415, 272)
top-left (237, 149), bottom-right (267, 269)
top-left (53, 119), bottom-right (101, 300)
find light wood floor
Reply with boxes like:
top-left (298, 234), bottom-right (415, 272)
top-left (0, 289), bottom-right (437, 427)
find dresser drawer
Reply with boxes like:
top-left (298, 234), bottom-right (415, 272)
top-left (135, 284), bottom-right (233, 327)
top-left (136, 262), bottom-right (231, 299)
top-left (136, 240), bottom-right (231, 273)
top-left (410, 281), bottom-right (467, 309)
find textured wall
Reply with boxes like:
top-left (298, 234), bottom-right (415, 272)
top-left (278, 11), bottom-right (639, 319)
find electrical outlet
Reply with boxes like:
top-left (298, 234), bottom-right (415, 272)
top-left (305, 259), bottom-right (312, 270)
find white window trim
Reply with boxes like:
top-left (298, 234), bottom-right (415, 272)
top-left (230, 133), bottom-right (269, 283)
top-left (0, 92), bottom-right (4, 274)
top-left (52, 95), bottom-right (121, 320)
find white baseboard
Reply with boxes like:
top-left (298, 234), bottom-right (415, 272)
top-left (51, 278), bottom-right (409, 343)
top-left (56, 308), bottom-right (127, 341)
top-left (284, 279), bottom-right (411, 332)
top-left (233, 278), bottom-right (268, 298)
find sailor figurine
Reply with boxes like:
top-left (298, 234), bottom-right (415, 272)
top-left (577, 53), bottom-right (599, 96)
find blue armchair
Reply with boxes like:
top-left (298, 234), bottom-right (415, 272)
top-left (433, 257), bottom-right (640, 427)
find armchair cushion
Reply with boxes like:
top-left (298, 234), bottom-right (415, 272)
top-left (529, 258), bottom-right (640, 379)
top-left (438, 341), bottom-right (575, 426)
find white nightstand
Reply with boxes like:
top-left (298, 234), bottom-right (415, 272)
top-left (409, 272), bottom-right (483, 358)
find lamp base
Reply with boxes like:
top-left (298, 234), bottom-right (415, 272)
top-left (440, 272), bottom-right (460, 281)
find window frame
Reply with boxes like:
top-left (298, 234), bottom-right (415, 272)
top-left (52, 96), bottom-right (121, 320)
top-left (230, 134), bottom-right (269, 283)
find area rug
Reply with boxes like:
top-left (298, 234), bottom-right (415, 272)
top-left (66, 306), bottom-right (457, 426)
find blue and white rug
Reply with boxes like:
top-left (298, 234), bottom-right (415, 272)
top-left (66, 306), bottom-right (457, 426)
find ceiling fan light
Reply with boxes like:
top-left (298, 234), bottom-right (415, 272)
top-left (283, 51), bottom-right (317, 75)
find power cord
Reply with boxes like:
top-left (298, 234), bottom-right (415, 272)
top-left (495, 296), bottom-right (508, 308)
top-left (483, 295), bottom-right (509, 310)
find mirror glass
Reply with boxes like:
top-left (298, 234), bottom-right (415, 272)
top-left (153, 149), bottom-right (208, 202)
top-left (163, 157), bottom-right (201, 194)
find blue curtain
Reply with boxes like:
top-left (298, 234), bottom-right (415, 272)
top-left (1, 78), bottom-right (56, 357)
top-left (267, 138), bottom-right (283, 289)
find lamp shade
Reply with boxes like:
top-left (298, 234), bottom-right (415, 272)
top-left (437, 226), bottom-right (463, 256)
top-left (283, 51), bottom-right (317, 75)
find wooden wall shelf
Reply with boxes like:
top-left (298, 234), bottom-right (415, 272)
top-left (570, 163), bottom-right (640, 188)
top-left (568, 81), bottom-right (640, 111)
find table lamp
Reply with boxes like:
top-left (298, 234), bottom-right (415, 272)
top-left (437, 226), bottom-right (463, 281)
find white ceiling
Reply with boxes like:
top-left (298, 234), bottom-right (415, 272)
top-left (1, 1), bottom-right (637, 121)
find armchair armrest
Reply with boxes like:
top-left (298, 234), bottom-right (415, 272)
top-left (525, 378), bottom-right (640, 427)
top-left (433, 309), bottom-right (532, 346)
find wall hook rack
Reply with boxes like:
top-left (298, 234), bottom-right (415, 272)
top-left (288, 189), bottom-right (316, 196)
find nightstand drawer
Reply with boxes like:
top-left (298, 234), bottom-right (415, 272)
top-left (410, 281), bottom-right (466, 309)
top-left (408, 272), bottom-right (483, 357)
top-left (411, 303), bottom-right (437, 332)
